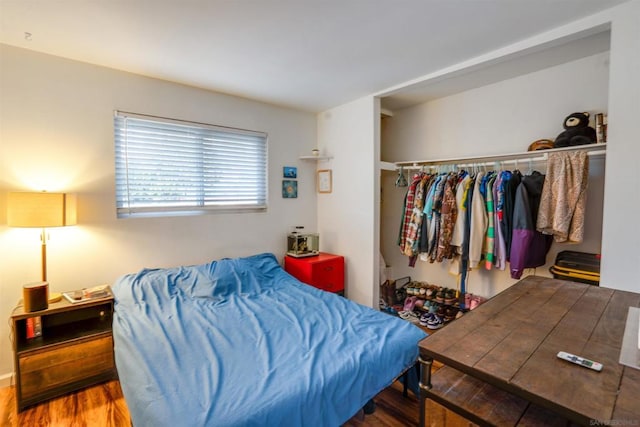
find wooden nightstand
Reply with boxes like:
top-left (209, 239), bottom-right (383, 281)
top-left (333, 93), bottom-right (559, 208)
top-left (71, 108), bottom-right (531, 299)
top-left (10, 294), bottom-right (116, 411)
top-left (284, 252), bottom-right (345, 294)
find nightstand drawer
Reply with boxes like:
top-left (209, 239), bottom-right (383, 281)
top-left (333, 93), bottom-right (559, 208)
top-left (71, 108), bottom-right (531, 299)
top-left (19, 334), bottom-right (114, 401)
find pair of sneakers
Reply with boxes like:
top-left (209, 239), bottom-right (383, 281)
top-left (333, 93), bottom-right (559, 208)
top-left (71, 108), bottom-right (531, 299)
top-left (403, 296), bottom-right (418, 311)
top-left (399, 310), bottom-right (420, 324)
top-left (419, 312), bottom-right (444, 329)
top-left (464, 293), bottom-right (486, 310)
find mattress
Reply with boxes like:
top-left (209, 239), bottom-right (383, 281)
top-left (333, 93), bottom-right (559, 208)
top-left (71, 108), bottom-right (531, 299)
top-left (112, 253), bottom-right (426, 426)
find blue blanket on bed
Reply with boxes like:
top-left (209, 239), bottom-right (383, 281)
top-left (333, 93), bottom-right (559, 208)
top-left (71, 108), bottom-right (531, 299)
top-left (112, 253), bottom-right (426, 427)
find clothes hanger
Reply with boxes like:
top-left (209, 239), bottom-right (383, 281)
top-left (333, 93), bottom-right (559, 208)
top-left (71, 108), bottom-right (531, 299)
top-left (395, 166), bottom-right (408, 187)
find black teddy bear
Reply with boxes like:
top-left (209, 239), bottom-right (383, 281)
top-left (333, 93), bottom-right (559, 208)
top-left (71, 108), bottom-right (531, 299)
top-left (554, 112), bottom-right (597, 147)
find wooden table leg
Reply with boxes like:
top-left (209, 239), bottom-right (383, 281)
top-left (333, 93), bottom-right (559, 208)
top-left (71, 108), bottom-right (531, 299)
top-left (418, 356), bottom-right (433, 427)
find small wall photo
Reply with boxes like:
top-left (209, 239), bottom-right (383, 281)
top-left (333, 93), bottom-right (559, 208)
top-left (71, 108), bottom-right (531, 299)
top-left (283, 166), bottom-right (297, 178)
top-left (282, 180), bottom-right (298, 198)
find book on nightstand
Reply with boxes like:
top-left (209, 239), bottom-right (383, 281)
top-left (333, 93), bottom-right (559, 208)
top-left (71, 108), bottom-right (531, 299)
top-left (62, 285), bottom-right (112, 304)
top-left (25, 316), bottom-right (42, 339)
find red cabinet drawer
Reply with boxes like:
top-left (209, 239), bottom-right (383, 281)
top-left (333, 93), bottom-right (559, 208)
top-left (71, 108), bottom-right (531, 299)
top-left (284, 253), bottom-right (344, 293)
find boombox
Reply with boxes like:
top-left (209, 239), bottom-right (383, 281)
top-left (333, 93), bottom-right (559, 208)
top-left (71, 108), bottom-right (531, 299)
top-left (23, 281), bottom-right (49, 312)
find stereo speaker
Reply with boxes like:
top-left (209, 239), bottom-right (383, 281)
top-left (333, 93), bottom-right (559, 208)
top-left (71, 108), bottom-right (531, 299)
top-left (23, 281), bottom-right (49, 312)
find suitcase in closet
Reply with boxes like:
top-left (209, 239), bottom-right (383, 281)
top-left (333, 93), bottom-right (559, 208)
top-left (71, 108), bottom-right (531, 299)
top-left (549, 250), bottom-right (600, 286)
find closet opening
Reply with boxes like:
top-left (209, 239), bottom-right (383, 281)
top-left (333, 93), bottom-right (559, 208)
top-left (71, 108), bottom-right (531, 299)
top-left (378, 27), bottom-right (610, 301)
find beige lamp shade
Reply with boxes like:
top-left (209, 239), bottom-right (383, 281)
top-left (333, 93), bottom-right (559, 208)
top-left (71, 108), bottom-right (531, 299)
top-left (7, 192), bottom-right (77, 227)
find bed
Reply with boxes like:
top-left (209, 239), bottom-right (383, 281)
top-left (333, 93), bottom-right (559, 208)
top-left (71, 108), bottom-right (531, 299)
top-left (112, 253), bottom-right (426, 426)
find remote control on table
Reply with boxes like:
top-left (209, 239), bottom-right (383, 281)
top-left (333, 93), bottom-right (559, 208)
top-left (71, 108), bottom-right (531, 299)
top-left (557, 351), bottom-right (603, 372)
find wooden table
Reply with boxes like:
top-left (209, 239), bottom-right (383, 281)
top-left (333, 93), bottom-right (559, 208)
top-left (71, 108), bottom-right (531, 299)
top-left (418, 276), bottom-right (640, 426)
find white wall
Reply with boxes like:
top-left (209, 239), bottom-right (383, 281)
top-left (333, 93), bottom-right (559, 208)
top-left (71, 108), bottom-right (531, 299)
top-left (316, 96), bottom-right (378, 307)
top-left (381, 51), bottom-right (610, 162)
top-left (0, 45), bottom-right (317, 383)
top-left (381, 52), bottom-right (609, 298)
top-left (599, 0), bottom-right (640, 292)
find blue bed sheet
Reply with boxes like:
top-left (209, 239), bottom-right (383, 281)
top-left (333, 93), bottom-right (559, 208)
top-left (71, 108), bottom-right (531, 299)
top-left (112, 253), bottom-right (426, 427)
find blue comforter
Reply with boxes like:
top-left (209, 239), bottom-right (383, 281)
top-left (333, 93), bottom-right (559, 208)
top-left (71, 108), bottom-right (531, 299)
top-left (112, 253), bottom-right (426, 426)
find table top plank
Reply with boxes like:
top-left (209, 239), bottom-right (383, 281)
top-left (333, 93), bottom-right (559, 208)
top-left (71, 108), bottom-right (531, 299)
top-left (613, 366), bottom-right (640, 422)
top-left (590, 289), bottom-right (640, 348)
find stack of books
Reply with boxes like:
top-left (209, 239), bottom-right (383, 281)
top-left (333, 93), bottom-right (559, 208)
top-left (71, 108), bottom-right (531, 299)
top-left (62, 285), bottom-right (112, 304)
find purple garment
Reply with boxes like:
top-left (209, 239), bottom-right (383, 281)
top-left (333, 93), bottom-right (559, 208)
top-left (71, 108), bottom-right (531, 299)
top-left (509, 172), bottom-right (552, 279)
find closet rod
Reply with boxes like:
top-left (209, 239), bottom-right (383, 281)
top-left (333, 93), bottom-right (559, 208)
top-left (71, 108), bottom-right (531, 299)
top-left (395, 143), bottom-right (606, 169)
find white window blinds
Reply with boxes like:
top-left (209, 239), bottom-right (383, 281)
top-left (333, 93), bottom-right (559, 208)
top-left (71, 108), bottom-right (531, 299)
top-left (114, 111), bottom-right (268, 218)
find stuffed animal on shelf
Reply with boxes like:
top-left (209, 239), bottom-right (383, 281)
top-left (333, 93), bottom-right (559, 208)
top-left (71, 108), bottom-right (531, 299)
top-left (553, 112), bottom-right (597, 147)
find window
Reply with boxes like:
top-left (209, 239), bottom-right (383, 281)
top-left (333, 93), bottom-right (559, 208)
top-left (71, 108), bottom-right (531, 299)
top-left (114, 111), bottom-right (268, 218)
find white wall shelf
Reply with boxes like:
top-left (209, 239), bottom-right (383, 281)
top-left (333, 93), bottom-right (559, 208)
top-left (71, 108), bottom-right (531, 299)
top-left (300, 155), bottom-right (333, 161)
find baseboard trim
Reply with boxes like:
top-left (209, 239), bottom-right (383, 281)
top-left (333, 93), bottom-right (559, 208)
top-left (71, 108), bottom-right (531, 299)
top-left (0, 372), bottom-right (13, 388)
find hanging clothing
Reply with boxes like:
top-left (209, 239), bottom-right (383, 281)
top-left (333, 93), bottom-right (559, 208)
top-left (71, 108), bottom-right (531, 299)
top-left (418, 175), bottom-right (437, 254)
top-left (510, 171), bottom-right (553, 279)
top-left (436, 174), bottom-right (459, 262)
top-left (450, 173), bottom-right (471, 249)
top-left (421, 175), bottom-right (441, 257)
top-left (493, 172), bottom-right (507, 270)
top-left (502, 170), bottom-right (522, 260)
top-left (469, 172), bottom-right (487, 268)
top-left (448, 173), bottom-right (473, 275)
top-left (395, 149), bottom-right (591, 278)
top-left (484, 172), bottom-right (497, 270)
top-left (427, 175), bottom-right (447, 262)
top-left (537, 151), bottom-right (589, 243)
top-left (398, 174), bottom-right (422, 255)
top-left (403, 173), bottom-right (430, 256)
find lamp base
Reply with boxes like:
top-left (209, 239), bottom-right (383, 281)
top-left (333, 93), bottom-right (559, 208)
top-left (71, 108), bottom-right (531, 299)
top-left (23, 281), bottom-right (49, 312)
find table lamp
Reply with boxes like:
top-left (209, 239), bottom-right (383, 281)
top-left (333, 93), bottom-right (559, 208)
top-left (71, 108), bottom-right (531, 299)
top-left (7, 192), bottom-right (77, 310)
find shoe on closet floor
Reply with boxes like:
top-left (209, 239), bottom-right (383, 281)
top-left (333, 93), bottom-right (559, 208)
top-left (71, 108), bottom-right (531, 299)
top-left (419, 312), bottom-right (435, 326)
top-left (426, 315), bottom-right (444, 330)
top-left (444, 289), bottom-right (457, 305)
top-left (404, 296), bottom-right (418, 311)
top-left (444, 306), bottom-right (459, 322)
top-left (399, 310), bottom-right (420, 324)
top-left (469, 295), bottom-right (486, 310)
top-left (425, 287), bottom-right (436, 300)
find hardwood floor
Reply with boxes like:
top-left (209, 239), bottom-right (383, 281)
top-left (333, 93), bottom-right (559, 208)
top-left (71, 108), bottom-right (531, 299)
top-left (0, 380), bottom-right (129, 427)
top-left (0, 378), bottom-right (474, 426)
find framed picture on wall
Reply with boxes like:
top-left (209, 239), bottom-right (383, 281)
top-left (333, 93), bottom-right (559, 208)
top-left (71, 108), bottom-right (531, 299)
top-left (283, 166), bottom-right (297, 178)
top-left (317, 169), bottom-right (332, 193)
top-left (282, 180), bottom-right (298, 198)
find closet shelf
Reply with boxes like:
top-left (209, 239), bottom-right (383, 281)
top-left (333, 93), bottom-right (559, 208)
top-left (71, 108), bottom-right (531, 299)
top-left (394, 143), bottom-right (606, 170)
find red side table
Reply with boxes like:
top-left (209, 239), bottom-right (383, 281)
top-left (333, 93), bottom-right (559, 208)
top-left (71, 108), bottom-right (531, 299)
top-left (284, 252), bottom-right (344, 294)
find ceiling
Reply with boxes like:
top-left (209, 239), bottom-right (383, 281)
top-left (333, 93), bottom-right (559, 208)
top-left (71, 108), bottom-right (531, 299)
top-left (0, 0), bottom-right (628, 113)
